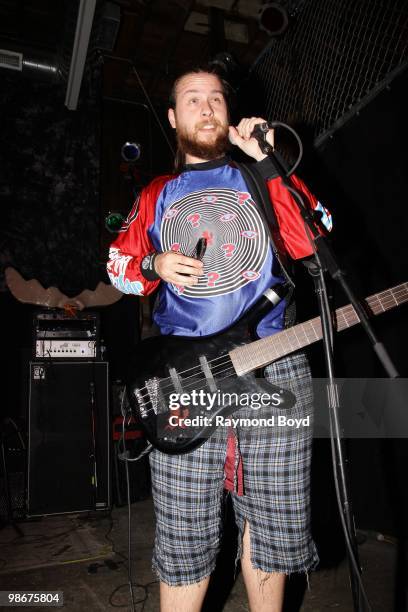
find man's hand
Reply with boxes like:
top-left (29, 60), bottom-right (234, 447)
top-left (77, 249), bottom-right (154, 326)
top-left (154, 251), bottom-right (204, 286)
top-left (229, 117), bottom-right (274, 161)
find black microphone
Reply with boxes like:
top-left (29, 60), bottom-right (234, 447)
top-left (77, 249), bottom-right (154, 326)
top-left (251, 121), bottom-right (278, 137)
top-left (251, 121), bottom-right (278, 154)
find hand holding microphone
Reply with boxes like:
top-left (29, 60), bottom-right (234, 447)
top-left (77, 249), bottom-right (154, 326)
top-left (228, 117), bottom-right (275, 161)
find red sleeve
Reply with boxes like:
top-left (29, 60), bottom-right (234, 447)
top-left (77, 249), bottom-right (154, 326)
top-left (266, 174), bottom-right (330, 260)
top-left (106, 175), bottom-right (173, 296)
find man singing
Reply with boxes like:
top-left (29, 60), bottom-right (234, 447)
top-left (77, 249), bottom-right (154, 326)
top-left (107, 67), bottom-right (330, 611)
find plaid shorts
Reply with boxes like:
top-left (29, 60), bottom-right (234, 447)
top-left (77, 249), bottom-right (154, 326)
top-left (149, 351), bottom-right (319, 585)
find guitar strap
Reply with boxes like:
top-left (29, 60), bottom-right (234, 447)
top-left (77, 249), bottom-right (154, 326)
top-left (234, 160), bottom-right (297, 327)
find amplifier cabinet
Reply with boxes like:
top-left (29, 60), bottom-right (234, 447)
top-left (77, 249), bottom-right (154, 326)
top-left (27, 361), bottom-right (110, 516)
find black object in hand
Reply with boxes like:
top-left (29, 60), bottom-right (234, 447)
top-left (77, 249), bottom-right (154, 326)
top-left (190, 238), bottom-right (207, 261)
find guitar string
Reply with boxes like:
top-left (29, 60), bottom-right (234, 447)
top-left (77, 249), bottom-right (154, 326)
top-left (134, 284), bottom-right (393, 421)
top-left (135, 353), bottom-right (236, 400)
top-left (135, 315), bottom-right (324, 401)
top-left (135, 359), bottom-right (236, 402)
top-left (135, 286), bottom-right (408, 403)
top-left (134, 359), bottom-right (237, 402)
top-left (135, 317), bottom-right (320, 400)
top-left (151, 287), bottom-right (406, 388)
top-left (136, 355), bottom-right (276, 418)
top-left (134, 306), bottom-right (365, 403)
top-left (140, 366), bottom-right (238, 416)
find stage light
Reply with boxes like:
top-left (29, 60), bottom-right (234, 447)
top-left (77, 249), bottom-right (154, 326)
top-left (121, 142), bottom-right (141, 163)
top-left (105, 212), bottom-right (125, 233)
top-left (208, 52), bottom-right (242, 90)
top-left (258, 2), bottom-right (289, 37)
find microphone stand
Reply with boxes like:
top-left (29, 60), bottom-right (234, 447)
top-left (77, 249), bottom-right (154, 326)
top-left (89, 381), bottom-right (98, 509)
top-left (0, 419), bottom-right (24, 536)
top-left (254, 130), bottom-right (399, 612)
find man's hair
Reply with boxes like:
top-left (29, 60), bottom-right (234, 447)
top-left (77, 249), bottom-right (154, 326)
top-left (168, 65), bottom-right (234, 172)
top-left (168, 65), bottom-right (234, 111)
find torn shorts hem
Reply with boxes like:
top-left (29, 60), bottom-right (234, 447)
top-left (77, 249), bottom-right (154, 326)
top-left (151, 560), bottom-right (216, 587)
top-left (242, 556), bottom-right (319, 576)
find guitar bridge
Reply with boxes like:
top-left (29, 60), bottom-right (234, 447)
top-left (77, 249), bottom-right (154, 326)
top-left (134, 377), bottom-right (161, 418)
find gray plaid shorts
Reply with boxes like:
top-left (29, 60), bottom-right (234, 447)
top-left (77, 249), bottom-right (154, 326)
top-left (149, 351), bottom-right (319, 585)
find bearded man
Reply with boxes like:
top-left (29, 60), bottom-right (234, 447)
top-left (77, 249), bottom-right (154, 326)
top-left (107, 67), bottom-right (330, 611)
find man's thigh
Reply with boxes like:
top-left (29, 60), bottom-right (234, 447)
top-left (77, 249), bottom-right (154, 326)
top-left (149, 430), bottom-right (227, 585)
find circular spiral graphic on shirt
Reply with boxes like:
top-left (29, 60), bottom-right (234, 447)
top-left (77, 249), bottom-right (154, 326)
top-left (160, 188), bottom-right (268, 297)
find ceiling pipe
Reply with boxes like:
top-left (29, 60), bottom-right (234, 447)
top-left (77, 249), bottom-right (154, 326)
top-left (0, 48), bottom-right (57, 77)
top-left (22, 58), bottom-right (58, 75)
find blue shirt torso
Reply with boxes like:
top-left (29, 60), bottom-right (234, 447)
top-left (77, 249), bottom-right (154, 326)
top-left (148, 158), bottom-right (286, 337)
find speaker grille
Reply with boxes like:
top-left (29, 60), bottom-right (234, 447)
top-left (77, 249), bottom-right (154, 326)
top-left (27, 361), bottom-right (110, 517)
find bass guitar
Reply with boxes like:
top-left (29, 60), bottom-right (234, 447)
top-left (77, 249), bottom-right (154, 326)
top-left (128, 282), bottom-right (407, 454)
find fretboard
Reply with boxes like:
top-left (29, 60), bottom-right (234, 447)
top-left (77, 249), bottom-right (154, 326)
top-left (229, 282), bottom-right (408, 376)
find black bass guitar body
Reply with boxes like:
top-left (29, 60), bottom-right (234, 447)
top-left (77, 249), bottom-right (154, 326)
top-left (127, 318), bottom-right (294, 454)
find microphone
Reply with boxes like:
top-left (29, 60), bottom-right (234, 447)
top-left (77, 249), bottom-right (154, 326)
top-left (250, 121), bottom-right (278, 154)
top-left (251, 121), bottom-right (278, 137)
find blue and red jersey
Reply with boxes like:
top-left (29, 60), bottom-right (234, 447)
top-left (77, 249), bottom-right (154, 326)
top-left (107, 157), bottom-right (331, 337)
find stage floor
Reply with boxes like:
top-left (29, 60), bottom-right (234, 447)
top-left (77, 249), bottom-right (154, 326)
top-left (0, 496), bottom-right (397, 611)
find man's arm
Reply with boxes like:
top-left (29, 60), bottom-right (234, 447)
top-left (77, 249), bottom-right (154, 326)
top-left (229, 116), bottom-right (332, 260)
top-left (106, 177), bottom-right (169, 296)
top-left (265, 172), bottom-right (332, 260)
top-left (255, 152), bottom-right (333, 260)
top-left (107, 176), bottom-right (204, 294)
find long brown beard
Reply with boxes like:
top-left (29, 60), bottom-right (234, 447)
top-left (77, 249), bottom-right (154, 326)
top-left (177, 121), bottom-right (230, 161)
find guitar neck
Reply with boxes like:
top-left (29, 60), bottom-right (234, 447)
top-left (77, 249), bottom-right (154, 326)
top-left (229, 282), bottom-right (408, 376)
